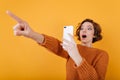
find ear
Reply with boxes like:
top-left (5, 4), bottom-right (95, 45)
top-left (93, 35), bottom-right (96, 38)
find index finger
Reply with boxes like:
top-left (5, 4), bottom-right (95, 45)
top-left (6, 10), bottom-right (24, 23)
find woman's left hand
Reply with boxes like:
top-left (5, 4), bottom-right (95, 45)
top-left (61, 34), bottom-right (82, 66)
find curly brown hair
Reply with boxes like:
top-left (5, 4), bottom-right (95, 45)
top-left (76, 19), bottom-right (102, 43)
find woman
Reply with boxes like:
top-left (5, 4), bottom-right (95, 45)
top-left (6, 11), bottom-right (109, 80)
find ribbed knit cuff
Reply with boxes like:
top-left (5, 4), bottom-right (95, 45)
top-left (76, 59), bottom-right (91, 72)
top-left (73, 58), bottom-right (98, 79)
top-left (39, 34), bottom-right (56, 47)
top-left (38, 34), bottom-right (62, 54)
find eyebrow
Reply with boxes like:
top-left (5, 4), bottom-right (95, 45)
top-left (87, 25), bottom-right (93, 28)
top-left (81, 24), bottom-right (93, 28)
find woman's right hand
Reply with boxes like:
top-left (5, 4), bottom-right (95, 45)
top-left (6, 10), bottom-right (34, 38)
top-left (6, 10), bottom-right (44, 44)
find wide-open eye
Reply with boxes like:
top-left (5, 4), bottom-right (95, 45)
top-left (80, 27), bottom-right (84, 30)
top-left (87, 25), bottom-right (93, 30)
top-left (88, 27), bottom-right (92, 30)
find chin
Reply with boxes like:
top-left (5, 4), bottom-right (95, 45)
top-left (81, 40), bottom-right (87, 44)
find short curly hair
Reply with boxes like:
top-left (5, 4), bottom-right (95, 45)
top-left (76, 19), bottom-right (102, 43)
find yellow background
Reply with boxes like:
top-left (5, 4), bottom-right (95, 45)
top-left (0, 0), bottom-right (120, 80)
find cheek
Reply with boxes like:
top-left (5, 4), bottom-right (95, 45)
top-left (88, 31), bottom-right (94, 38)
top-left (79, 31), bottom-right (82, 37)
top-left (91, 32), bottom-right (95, 38)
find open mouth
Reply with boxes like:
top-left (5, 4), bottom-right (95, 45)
top-left (82, 35), bottom-right (87, 38)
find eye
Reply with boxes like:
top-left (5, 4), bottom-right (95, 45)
top-left (80, 27), bottom-right (84, 30)
top-left (87, 25), bottom-right (93, 30)
top-left (88, 27), bottom-right (92, 30)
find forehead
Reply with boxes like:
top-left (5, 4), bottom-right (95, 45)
top-left (81, 22), bottom-right (94, 28)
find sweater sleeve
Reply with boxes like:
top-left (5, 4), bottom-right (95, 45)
top-left (74, 51), bottom-right (109, 80)
top-left (39, 34), bottom-right (69, 59)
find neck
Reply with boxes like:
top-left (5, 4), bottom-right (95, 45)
top-left (81, 42), bottom-right (92, 47)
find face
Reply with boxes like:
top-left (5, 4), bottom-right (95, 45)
top-left (80, 22), bottom-right (95, 44)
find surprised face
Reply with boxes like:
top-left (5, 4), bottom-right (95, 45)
top-left (79, 22), bottom-right (95, 44)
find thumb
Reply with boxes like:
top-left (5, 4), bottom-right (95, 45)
top-left (14, 30), bottom-right (25, 36)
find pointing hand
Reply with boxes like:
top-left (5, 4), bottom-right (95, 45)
top-left (6, 10), bottom-right (34, 38)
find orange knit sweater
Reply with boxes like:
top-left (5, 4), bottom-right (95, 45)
top-left (40, 35), bottom-right (109, 80)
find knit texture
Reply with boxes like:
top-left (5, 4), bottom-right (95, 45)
top-left (40, 34), bottom-right (109, 80)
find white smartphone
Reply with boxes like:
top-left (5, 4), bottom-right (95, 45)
top-left (63, 25), bottom-right (74, 44)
